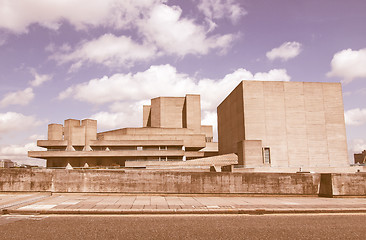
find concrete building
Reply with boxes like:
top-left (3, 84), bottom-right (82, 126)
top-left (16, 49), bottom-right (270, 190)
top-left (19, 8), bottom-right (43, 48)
top-left (354, 150), bottom-right (366, 164)
top-left (29, 95), bottom-right (218, 168)
top-left (0, 159), bottom-right (15, 168)
top-left (218, 80), bottom-right (349, 171)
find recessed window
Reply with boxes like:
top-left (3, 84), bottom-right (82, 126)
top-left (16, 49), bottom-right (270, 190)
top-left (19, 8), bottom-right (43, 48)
top-left (263, 147), bottom-right (270, 164)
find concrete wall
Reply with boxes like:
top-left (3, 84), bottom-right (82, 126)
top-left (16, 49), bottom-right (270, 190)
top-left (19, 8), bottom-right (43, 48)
top-left (319, 173), bottom-right (366, 197)
top-left (217, 82), bottom-right (245, 155)
top-left (237, 140), bottom-right (262, 166)
top-left (0, 168), bottom-right (320, 195)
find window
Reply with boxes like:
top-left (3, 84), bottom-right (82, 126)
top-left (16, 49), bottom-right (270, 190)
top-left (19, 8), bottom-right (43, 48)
top-left (263, 147), bottom-right (270, 164)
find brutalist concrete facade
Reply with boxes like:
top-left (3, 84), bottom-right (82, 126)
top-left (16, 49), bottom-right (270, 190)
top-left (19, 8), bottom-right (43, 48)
top-left (218, 80), bottom-right (349, 170)
top-left (29, 94), bottom-right (218, 168)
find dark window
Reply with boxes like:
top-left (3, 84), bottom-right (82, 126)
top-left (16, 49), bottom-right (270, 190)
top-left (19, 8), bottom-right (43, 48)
top-left (263, 147), bottom-right (270, 164)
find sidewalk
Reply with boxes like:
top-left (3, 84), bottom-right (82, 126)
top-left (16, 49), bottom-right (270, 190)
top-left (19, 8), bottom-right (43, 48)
top-left (1, 192), bottom-right (366, 215)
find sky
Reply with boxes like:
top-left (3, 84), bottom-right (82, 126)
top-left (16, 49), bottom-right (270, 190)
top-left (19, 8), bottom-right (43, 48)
top-left (0, 0), bottom-right (366, 166)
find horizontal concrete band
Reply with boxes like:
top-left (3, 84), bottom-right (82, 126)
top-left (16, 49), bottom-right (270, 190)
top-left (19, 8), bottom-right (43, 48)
top-left (5, 208), bottom-right (366, 215)
top-left (28, 150), bottom-right (186, 158)
top-left (1, 169), bottom-right (365, 196)
top-left (37, 139), bottom-right (185, 147)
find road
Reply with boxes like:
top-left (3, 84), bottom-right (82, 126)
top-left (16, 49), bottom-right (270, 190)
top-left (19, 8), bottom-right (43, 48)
top-left (0, 214), bottom-right (364, 239)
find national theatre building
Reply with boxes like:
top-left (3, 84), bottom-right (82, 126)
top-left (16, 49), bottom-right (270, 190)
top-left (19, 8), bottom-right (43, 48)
top-left (218, 80), bottom-right (349, 171)
top-left (29, 80), bottom-right (351, 172)
top-left (29, 95), bottom-right (218, 168)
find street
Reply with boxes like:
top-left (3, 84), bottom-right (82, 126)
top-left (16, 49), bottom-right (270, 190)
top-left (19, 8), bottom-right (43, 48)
top-left (0, 213), bottom-right (365, 239)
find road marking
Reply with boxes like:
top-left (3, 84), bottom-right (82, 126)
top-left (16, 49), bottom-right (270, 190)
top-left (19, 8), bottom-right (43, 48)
top-left (60, 201), bottom-right (81, 205)
top-left (18, 204), bottom-right (57, 210)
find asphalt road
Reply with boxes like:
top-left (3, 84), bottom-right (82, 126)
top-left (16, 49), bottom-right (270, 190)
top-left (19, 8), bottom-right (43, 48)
top-left (0, 214), bottom-right (365, 239)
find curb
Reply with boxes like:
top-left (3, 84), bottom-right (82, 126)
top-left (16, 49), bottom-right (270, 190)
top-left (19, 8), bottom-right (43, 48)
top-left (0, 193), bottom-right (51, 212)
top-left (3, 208), bottom-right (366, 215)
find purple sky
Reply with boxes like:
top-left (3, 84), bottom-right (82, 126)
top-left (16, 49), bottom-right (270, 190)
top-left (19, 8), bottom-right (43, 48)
top-left (0, 0), bottom-right (366, 166)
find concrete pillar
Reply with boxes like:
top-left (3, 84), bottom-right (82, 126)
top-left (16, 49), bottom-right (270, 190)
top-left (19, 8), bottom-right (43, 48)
top-left (48, 124), bottom-right (63, 140)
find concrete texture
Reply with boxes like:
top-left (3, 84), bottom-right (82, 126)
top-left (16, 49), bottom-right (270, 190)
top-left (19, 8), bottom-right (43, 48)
top-left (29, 94), bottom-right (218, 168)
top-left (218, 81), bottom-right (349, 171)
top-left (3, 169), bottom-right (364, 196)
top-left (0, 168), bottom-right (321, 195)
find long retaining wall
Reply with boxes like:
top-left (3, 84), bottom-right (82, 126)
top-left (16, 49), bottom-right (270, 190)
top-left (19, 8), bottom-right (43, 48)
top-left (0, 169), bottom-right (365, 196)
top-left (319, 173), bottom-right (366, 197)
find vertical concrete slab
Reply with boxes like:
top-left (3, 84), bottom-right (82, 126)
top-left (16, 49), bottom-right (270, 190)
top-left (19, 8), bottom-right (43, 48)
top-left (243, 81), bottom-right (265, 142)
top-left (70, 126), bottom-right (86, 146)
top-left (304, 83), bottom-right (329, 167)
top-left (48, 124), bottom-right (63, 140)
top-left (82, 119), bottom-right (97, 151)
top-left (284, 82), bottom-right (309, 167)
top-left (143, 105), bottom-right (151, 127)
top-left (184, 94), bottom-right (201, 131)
top-left (217, 82), bottom-right (245, 155)
top-left (262, 81), bottom-right (288, 167)
top-left (150, 98), bottom-right (161, 128)
top-left (237, 140), bottom-right (263, 167)
top-left (322, 83), bottom-right (349, 167)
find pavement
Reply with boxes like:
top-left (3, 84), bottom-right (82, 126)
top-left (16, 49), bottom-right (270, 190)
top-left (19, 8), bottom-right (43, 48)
top-left (1, 192), bottom-right (366, 215)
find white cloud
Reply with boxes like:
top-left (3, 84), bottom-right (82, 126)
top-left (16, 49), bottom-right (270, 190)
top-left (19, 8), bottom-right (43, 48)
top-left (59, 64), bottom-right (290, 110)
top-left (327, 48), bottom-right (366, 84)
top-left (0, 142), bottom-right (45, 166)
top-left (0, 142), bottom-right (41, 156)
top-left (347, 138), bottom-right (366, 164)
top-left (0, 88), bottom-right (34, 107)
top-left (201, 110), bottom-right (218, 140)
top-left (198, 0), bottom-right (247, 24)
top-left (348, 139), bottom-right (366, 153)
top-left (0, 0), bottom-right (163, 33)
top-left (29, 69), bottom-right (52, 87)
top-left (345, 108), bottom-right (366, 126)
top-left (266, 41), bottom-right (303, 61)
top-left (52, 34), bottom-right (157, 70)
top-left (28, 134), bottom-right (46, 141)
top-left (138, 4), bottom-right (235, 56)
top-left (60, 64), bottom-right (290, 135)
top-left (0, 112), bottom-right (43, 134)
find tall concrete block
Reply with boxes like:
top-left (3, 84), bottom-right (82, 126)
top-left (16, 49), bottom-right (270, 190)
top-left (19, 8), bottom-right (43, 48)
top-left (64, 119), bottom-right (80, 141)
top-left (160, 97), bottom-right (185, 128)
top-left (150, 97), bottom-right (185, 128)
top-left (82, 119), bottom-right (97, 151)
top-left (150, 98), bottom-right (161, 128)
top-left (143, 105), bottom-right (151, 127)
top-left (71, 126), bottom-right (86, 146)
top-left (184, 94), bottom-right (201, 131)
top-left (218, 82), bottom-right (245, 155)
top-left (48, 124), bottom-right (63, 140)
top-left (217, 80), bottom-right (349, 170)
top-left (64, 119), bottom-right (80, 151)
top-left (237, 140), bottom-right (263, 167)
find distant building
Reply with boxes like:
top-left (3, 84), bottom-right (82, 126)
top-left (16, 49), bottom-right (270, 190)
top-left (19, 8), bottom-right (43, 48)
top-left (218, 80), bottom-right (349, 171)
top-left (0, 159), bottom-right (15, 168)
top-left (354, 150), bottom-right (366, 164)
top-left (29, 95), bottom-right (218, 168)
